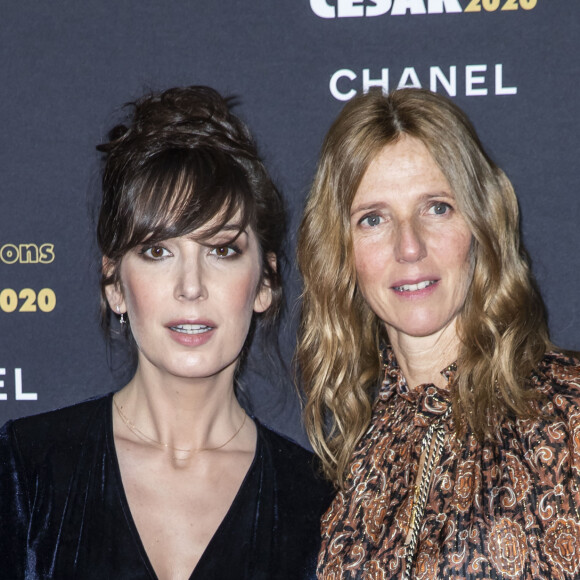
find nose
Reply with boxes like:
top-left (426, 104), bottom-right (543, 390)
top-left (173, 256), bottom-right (207, 301)
top-left (394, 219), bottom-right (427, 263)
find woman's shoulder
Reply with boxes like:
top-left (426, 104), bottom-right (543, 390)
top-left (256, 421), bottom-right (334, 497)
top-left (257, 422), bottom-right (313, 460)
top-left (533, 350), bottom-right (580, 401)
top-left (1, 394), bottom-right (111, 463)
top-left (539, 349), bottom-right (580, 376)
top-left (514, 351), bottom-right (580, 442)
top-left (257, 421), bottom-right (320, 470)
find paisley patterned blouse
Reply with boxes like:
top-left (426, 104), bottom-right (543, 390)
top-left (318, 348), bottom-right (580, 579)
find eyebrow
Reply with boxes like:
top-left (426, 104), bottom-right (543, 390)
top-left (190, 223), bottom-right (249, 242)
top-left (220, 223), bottom-right (247, 233)
top-left (350, 192), bottom-right (455, 217)
top-left (213, 224), bottom-right (249, 238)
top-left (350, 202), bottom-right (387, 217)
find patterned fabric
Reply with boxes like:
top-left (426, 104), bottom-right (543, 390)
top-left (318, 349), bottom-right (580, 579)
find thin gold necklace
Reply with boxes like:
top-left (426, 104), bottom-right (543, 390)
top-left (113, 394), bottom-right (247, 454)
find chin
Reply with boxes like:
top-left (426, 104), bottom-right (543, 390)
top-left (391, 315), bottom-right (451, 339)
top-left (172, 357), bottom-right (240, 380)
top-left (167, 368), bottom-right (217, 381)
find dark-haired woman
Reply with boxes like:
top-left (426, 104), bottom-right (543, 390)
top-left (298, 88), bottom-right (580, 579)
top-left (0, 86), bottom-right (330, 579)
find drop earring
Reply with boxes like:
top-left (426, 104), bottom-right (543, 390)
top-left (116, 305), bottom-right (126, 325)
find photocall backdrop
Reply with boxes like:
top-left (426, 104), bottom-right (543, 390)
top-left (1, 1), bottom-right (579, 444)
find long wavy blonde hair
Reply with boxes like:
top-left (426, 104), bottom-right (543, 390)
top-left (297, 89), bottom-right (551, 488)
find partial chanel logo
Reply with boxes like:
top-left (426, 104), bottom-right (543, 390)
top-left (0, 368), bottom-right (38, 401)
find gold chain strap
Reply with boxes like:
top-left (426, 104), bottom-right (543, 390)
top-left (402, 406), bottom-right (451, 580)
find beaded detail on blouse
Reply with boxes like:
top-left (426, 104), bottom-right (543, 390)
top-left (318, 348), bottom-right (580, 579)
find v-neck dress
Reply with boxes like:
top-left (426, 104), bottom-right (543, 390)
top-left (0, 393), bottom-right (332, 579)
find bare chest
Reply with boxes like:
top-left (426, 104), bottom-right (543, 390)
top-left (116, 448), bottom-right (253, 580)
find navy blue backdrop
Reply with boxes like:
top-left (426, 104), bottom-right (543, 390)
top-left (1, 1), bottom-right (579, 443)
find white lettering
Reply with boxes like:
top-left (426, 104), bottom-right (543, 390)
top-left (310, 0), bottom-right (335, 18)
top-left (466, 64), bottom-right (488, 96)
top-left (0, 369), bottom-right (6, 401)
top-left (397, 67), bottom-right (422, 89)
top-left (495, 64), bottom-right (517, 95)
top-left (392, 0), bottom-right (427, 15)
top-left (312, 0), bottom-right (469, 16)
top-left (330, 64), bottom-right (517, 100)
top-left (367, 0), bottom-right (393, 16)
top-left (15, 368), bottom-right (37, 401)
top-left (430, 66), bottom-right (457, 96)
top-left (338, 0), bottom-right (364, 17)
top-left (363, 68), bottom-right (389, 94)
top-left (427, 0), bottom-right (462, 13)
top-left (330, 69), bottom-right (357, 101)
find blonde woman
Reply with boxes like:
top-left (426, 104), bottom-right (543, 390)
top-left (298, 88), bottom-right (580, 579)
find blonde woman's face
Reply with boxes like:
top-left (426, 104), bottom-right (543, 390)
top-left (350, 136), bottom-right (472, 342)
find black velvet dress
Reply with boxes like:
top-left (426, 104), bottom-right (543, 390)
top-left (0, 394), bottom-right (332, 579)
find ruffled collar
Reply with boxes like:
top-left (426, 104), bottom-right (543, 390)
top-left (380, 346), bottom-right (456, 421)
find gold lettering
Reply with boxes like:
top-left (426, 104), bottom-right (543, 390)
top-left (0, 244), bottom-right (19, 264)
top-left (0, 243), bottom-right (55, 264)
top-left (18, 244), bottom-right (39, 264)
top-left (39, 243), bottom-right (55, 264)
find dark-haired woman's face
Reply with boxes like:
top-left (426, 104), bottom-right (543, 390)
top-left (105, 215), bottom-right (272, 383)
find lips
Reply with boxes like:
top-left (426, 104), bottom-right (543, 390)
top-left (166, 319), bottom-right (216, 347)
top-left (169, 323), bottom-right (213, 335)
top-left (393, 280), bottom-right (438, 292)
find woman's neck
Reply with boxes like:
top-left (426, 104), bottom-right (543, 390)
top-left (387, 322), bottom-right (460, 391)
top-left (115, 361), bottom-right (247, 454)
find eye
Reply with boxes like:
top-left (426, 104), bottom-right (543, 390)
top-left (428, 202), bottom-right (452, 216)
top-left (359, 214), bottom-right (383, 228)
top-left (209, 245), bottom-right (240, 259)
top-left (141, 245), bottom-right (171, 260)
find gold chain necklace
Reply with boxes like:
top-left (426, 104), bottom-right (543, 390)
top-left (113, 394), bottom-right (247, 454)
top-left (402, 406), bottom-right (451, 580)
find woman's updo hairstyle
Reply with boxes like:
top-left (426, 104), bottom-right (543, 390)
top-left (97, 86), bottom-right (285, 339)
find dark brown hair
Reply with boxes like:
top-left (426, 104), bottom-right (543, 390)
top-left (97, 86), bottom-right (285, 340)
